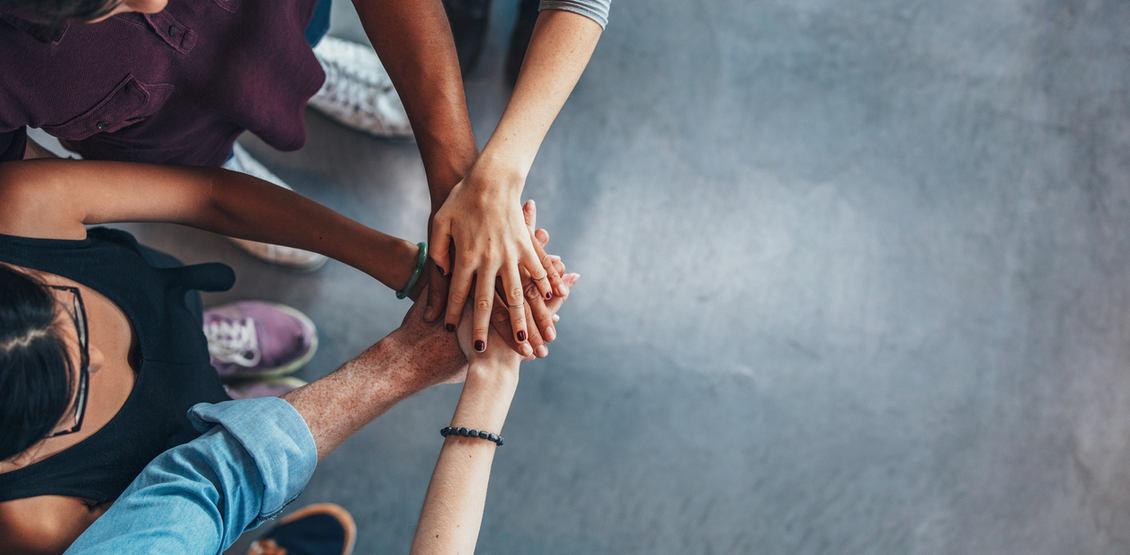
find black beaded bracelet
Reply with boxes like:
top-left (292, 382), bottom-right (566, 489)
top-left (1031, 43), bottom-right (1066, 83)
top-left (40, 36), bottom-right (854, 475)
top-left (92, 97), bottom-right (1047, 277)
top-left (441, 426), bottom-right (504, 447)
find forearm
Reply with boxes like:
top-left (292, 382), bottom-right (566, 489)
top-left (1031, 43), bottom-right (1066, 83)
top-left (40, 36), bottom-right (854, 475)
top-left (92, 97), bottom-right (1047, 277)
top-left (0, 159), bottom-right (419, 289)
top-left (477, 10), bottom-right (602, 188)
top-left (283, 337), bottom-right (421, 460)
top-left (201, 168), bottom-right (419, 289)
top-left (352, 0), bottom-right (477, 206)
top-left (411, 362), bottom-right (519, 554)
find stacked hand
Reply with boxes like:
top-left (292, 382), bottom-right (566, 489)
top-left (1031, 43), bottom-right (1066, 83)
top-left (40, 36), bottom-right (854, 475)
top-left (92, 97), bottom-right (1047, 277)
top-left (424, 190), bottom-right (573, 358)
top-left (424, 166), bottom-right (569, 357)
top-left (398, 204), bottom-right (578, 387)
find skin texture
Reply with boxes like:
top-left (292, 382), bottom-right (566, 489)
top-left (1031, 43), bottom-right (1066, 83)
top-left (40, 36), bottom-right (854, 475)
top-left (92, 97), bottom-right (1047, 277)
top-left (429, 10), bottom-right (603, 354)
top-left (408, 269), bottom-right (575, 554)
top-left (0, 159), bottom-right (573, 553)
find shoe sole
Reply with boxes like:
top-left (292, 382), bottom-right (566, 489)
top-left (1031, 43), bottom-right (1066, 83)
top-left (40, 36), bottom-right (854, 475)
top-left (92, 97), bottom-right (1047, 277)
top-left (221, 302), bottom-right (319, 381)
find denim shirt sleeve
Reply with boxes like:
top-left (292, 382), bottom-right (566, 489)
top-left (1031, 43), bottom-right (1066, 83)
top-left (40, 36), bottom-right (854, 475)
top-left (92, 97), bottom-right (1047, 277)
top-left (65, 397), bottom-right (317, 555)
top-left (539, 0), bottom-right (611, 28)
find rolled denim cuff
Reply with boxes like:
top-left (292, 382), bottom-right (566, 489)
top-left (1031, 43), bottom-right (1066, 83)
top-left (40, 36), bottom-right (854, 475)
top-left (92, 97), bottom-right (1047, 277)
top-left (187, 397), bottom-right (317, 521)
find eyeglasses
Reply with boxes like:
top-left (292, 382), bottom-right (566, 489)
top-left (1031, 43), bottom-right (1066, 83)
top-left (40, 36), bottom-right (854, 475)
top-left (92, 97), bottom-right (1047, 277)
top-left (45, 285), bottom-right (89, 438)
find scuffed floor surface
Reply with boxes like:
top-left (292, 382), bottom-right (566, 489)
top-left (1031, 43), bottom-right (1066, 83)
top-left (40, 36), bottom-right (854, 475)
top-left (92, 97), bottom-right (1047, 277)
top-left (99, 0), bottom-right (1130, 553)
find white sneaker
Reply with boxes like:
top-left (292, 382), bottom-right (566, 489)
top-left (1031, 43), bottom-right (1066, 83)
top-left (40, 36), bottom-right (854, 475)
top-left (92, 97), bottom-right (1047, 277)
top-left (222, 143), bottom-right (329, 271)
top-left (309, 36), bottom-right (414, 140)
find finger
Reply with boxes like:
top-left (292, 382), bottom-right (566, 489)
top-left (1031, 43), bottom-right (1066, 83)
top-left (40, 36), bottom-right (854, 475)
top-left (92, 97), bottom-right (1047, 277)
top-left (545, 273), bottom-right (580, 313)
top-left (520, 241), bottom-right (554, 301)
top-left (528, 235), bottom-right (564, 301)
top-left (490, 292), bottom-right (522, 354)
top-left (429, 220), bottom-right (452, 275)
top-left (523, 199), bottom-right (538, 231)
top-left (500, 261), bottom-right (532, 356)
top-left (522, 201), bottom-right (563, 298)
top-left (524, 273), bottom-right (556, 343)
top-left (443, 257), bottom-right (474, 331)
top-left (522, 303), bottom-right (549, 358)
top-left (424, 265), bottom-right (448, 321)
top-left (549, 255), bottom-right (565, 275)
top-left (472, 271), bottom-right (497, 353)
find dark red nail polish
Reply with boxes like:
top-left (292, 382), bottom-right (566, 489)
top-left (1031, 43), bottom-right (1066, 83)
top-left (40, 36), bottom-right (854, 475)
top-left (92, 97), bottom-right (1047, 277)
top-left (545, 292), bottom-right (553, 300)
top-left (474, 340), bottom-right (485, 352)
top-left (517, 330), bottom-right (527, 341)
top-left (445, 323), bottom-right (455, 332)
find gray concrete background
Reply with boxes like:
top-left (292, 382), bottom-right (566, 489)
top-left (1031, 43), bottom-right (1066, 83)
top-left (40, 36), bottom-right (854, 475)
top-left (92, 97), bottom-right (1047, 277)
top-left (111, 0), bottom-right (1130, 553)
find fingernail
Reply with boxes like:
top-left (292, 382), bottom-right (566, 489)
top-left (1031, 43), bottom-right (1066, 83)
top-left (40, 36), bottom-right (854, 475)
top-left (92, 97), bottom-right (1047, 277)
top-left (552, 314), bottom-right (561, 322)
top-left (536, 345), bottom-right (549, 357)
top-left (474, 340), bottom-right (485, 352)
top-left (517, 330), bottom-right (527, 342)
top-left (445, 323), bottom-right (455, 332)
top-left (520, 344), bottom-right (533, 356)
top-left (545, 291), bottom-right (553, 300)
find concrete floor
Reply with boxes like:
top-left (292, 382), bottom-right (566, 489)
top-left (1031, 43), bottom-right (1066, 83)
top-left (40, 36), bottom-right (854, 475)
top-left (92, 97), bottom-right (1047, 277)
top-left (103, 0), bottom-right (1130, 552)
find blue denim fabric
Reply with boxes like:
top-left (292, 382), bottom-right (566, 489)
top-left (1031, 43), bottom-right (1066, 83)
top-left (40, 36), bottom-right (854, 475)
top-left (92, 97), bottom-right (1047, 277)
top-left (65, 397), bottom-right (317, 555)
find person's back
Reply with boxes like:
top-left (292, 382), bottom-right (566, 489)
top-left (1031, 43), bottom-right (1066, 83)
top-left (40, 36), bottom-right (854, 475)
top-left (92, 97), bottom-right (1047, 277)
top-left (0, 0), bottom-right (324, 166)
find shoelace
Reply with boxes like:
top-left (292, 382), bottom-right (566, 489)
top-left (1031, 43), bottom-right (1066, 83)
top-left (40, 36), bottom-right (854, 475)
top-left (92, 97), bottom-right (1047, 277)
top-left (315, 57), bottom-right (409, 135)
top-left (204, 317), bottom-right (262, 367)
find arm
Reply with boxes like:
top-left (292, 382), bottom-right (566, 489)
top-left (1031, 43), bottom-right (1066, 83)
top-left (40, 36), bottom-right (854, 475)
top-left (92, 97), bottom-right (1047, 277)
top-left (350, 0), bottom-right (480, 325)
top-left (410, 359), bottom-right (519, 554)
top-left (68, 300), bottom-right (469, 554)
top-left (0, 159), bottom-right (419, 291)
top-left (351, 0), bottom-right (477, 205)
top-left (429, 10), bottom-right (604, 355)
top-left (409, 277), bottom-right (575, 553)
top-left (68, 277), bottom-right (577, 553)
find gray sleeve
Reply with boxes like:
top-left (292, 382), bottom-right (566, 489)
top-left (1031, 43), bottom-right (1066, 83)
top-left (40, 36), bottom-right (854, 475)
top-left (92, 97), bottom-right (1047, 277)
top-left (539, 0), bottom-right (611, 28)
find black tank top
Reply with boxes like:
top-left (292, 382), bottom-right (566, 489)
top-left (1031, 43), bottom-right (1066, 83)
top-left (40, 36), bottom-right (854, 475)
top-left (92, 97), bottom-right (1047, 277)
top-left (0, 227), bottom-right (234, 503)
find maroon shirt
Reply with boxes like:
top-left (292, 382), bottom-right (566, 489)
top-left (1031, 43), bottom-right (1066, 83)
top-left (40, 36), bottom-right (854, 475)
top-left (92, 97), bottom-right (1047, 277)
top-left (0, 0), bottom-right (325, 166)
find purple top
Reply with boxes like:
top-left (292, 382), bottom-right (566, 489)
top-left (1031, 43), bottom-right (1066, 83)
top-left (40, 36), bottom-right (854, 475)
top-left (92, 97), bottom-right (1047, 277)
top-left (0, 0), bottom-right (325, 166)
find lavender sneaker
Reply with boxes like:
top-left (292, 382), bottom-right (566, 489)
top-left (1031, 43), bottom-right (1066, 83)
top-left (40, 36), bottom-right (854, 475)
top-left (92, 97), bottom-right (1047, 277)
top-left (204, 301), bottom-right (318, 380)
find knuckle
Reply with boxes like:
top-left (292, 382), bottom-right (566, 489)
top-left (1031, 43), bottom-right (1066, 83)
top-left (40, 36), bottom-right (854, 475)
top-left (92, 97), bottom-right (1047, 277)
top-left (450, 291), bottom-right (468, 305)
top-left (475, 298), bottom-right (492, 311)
top-left (508, 286), bottom-right (525, 302)
top-left (473, 326), bottom-right (489, 336)
top-left (524, 284), bottom-right (541, 300)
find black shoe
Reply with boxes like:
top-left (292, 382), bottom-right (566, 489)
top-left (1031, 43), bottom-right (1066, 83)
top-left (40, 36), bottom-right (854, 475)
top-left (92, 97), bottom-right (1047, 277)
top-left (506, 0), bottom-right (540, 85)
top-left (443, 0), bottom-right (491, 76)
top-left (247, 503), bottom-right (356, 555)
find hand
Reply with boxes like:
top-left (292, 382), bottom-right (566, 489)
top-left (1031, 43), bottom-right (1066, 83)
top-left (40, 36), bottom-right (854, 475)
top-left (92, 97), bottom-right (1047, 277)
top-left (426, 165), bottom-right (568, 356)
top-left (389, 290), bottom-right (469, 389)
top-left (415, 201), bottom-right (571, 358)
top-left (488, 200), bottom-right (572, 359)
top-left (455, 273), bottom-right (575, 368)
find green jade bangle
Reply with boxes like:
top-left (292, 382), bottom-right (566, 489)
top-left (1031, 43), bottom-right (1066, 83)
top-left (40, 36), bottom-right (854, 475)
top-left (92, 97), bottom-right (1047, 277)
top-left (396, 242), bottom-right (428, 299)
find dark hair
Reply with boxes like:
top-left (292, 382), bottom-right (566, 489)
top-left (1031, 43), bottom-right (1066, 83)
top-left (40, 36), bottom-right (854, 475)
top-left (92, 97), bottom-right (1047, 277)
top-left (0, 265), bottom-right (75, 460)
top-left (0, 0), bottom-right (120, 25)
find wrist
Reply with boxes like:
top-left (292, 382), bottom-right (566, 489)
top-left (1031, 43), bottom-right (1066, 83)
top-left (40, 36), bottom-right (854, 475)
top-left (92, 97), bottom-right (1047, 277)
top-left (357, 233), bottom-right (419, 292)
top-left (371, 334), bottom-right (432, 398)
top-left (471, 151), bottom-right (528, 196)
top-left (466, 360), bottom-right (520, 389)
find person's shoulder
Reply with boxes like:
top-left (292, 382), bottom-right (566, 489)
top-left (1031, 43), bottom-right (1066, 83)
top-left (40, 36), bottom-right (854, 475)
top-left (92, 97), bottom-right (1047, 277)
top-left (0, 495), bottom-right (104, 554)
